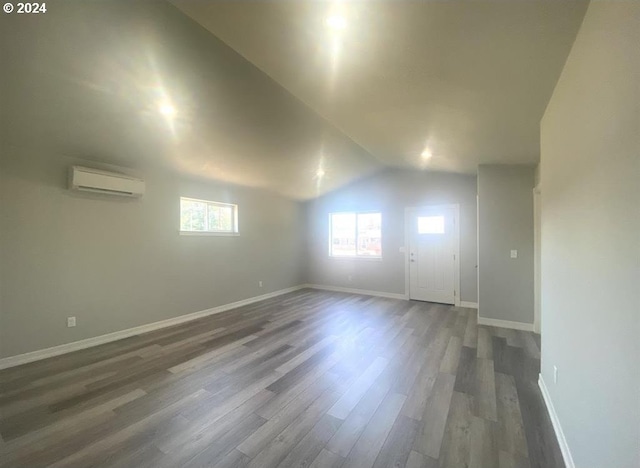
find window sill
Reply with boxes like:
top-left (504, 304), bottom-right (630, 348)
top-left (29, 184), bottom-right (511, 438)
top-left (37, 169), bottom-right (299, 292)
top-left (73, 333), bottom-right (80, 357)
top-left (328, 256), bottom-right (383, 261)
top-left (179, 231), bottom-right (240, 237)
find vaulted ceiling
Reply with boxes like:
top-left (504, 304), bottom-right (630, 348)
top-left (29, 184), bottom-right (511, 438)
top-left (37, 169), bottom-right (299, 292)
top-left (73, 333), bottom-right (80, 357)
top-left (172, 0), bottom-right (588, 174)
top-left (1, 1), bottom-right (588, 199)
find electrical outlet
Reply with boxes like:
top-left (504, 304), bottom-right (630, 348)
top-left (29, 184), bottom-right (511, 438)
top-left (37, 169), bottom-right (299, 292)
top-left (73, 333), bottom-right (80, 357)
top-left (347, 275), bottom-right (353, 282)
top-left (258, 281), bottom-right (263, 288)
top-left (510, 250), bottom-right (518, 258)
top-left (553, 365), bottom-right (558, 384)
top-left (67, 316), bottom-right (76, 328)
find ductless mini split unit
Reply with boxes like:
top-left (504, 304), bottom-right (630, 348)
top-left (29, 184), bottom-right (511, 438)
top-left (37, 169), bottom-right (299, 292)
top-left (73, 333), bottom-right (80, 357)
top-left (69, 166), bottom-right (145, 197)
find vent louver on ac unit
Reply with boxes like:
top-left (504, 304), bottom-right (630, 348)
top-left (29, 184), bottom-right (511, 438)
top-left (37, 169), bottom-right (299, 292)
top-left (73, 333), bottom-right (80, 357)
top-left (69, 166), bottom-right (145, 197)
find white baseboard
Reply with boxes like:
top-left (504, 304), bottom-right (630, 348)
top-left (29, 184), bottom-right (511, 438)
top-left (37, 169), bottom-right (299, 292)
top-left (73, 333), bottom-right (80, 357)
top-left (460, 301), bottom-right (479, 309)
top-left (304, 284), bottom-right (406, 300)
top-left (477, 316), bottom-right (534, 332)
top-left (0, 285), bottom-right (306, 370)
top-left (538, 374), bottom-right (575, 468)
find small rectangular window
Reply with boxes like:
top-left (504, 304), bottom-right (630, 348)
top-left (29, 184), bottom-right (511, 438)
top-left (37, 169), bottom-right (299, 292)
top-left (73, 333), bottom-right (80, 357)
top-left (180, 197), bottom-right (238, 235)
top-left (418, 215), bottom-right (444, 234)
top-left (330, 212), bottom-right (381, 258)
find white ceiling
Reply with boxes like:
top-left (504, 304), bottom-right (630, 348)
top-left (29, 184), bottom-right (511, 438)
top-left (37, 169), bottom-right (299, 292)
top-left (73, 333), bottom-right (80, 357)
top-left (1, 1), bottom-right (588, 199)
top-left (172, 1), bottom-right (589, 173)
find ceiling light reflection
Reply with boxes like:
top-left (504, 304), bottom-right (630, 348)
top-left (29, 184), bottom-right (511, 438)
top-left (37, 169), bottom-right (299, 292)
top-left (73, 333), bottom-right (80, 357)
top-left (327, 35), bottom-right (343, 92)
top-left (326, 15), bottom-right (347, 31)
top-left (314, 155), bottom-right (327, 196)
top-left (159, 102), bottom-right (176, 117)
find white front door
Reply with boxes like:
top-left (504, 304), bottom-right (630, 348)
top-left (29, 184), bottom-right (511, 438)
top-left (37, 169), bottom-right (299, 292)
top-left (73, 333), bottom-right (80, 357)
top-left (409, 205), bottom-right (457, 304)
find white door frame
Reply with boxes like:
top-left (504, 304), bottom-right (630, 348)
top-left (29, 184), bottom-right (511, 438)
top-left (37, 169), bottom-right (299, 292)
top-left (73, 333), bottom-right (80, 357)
top-left (533, 187), bottom-right (541, 334)
top-left (404, 204), bottom-right (461, 307)
top-left (476, 194), bottom-right (480, 319)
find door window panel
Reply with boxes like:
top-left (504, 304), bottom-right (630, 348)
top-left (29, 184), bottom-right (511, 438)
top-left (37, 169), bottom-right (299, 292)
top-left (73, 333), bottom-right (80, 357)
top-left (418, 216), bottom-right (445, 234)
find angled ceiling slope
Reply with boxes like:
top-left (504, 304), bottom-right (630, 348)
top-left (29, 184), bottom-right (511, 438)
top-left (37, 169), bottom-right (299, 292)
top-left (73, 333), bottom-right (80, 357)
top-left (171, 1), bottom-right (589, 174)
top-left (0, 0), bottom-right (382, 200)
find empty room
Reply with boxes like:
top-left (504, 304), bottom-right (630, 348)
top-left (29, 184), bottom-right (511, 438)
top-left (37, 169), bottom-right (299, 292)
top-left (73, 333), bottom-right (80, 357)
top-left (0, 1), bottom-right (638, 468)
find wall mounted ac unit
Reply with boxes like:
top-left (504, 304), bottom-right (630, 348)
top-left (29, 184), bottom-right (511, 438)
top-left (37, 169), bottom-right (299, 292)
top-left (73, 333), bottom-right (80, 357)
top-left (69, 166), bottom-right (145, 197)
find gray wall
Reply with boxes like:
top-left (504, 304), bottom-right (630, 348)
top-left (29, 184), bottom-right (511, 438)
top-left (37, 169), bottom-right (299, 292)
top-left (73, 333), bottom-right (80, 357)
top-left (0, 148), bottom-right (305, 358)
top-left (478, 164), bottom-right (535, 324)
top-left (305, 169), bottom-right (478, 302)
top-left (539, 3), bottom-right (640, 467)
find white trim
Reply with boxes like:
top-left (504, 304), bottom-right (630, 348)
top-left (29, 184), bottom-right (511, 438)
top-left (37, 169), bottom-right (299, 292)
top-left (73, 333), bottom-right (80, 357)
top-left (538, 374), bottom-right (575, 468)
top-left (454, 204), bottom-right (461, 307)
top-left (476, 194), bottom-right (480, 326)
top-left (0, 285), bottom-right (306, 370)
top-left (533, 187), bottom-right (541, 334)
top-left (179, 231), bottom-right (240, 237)
top-left (403, 208), bottom-right (411, 300)
top-left (477, 316), bottom-right (534, 331)
top-left (326, 256), bottom-right (383, 262)
top-left (460, 301), bottom-right (479, 309)
top-left (304, 284), bottom-right (406, 300)
top-left (404, 204), bottom-right (461, 306)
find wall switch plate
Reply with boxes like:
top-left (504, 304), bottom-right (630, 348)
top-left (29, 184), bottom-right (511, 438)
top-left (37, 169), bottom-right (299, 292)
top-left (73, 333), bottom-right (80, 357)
top-left (510, 250), bottom-right (518, 258)
top-left (399, 246), bottom-right (406, 253)
top-left (553, 365), bottom-right (558, 384)
top-left (67, 316), bottom-right (76, 328)
top-left (258, 281), bottom-right (263, 288)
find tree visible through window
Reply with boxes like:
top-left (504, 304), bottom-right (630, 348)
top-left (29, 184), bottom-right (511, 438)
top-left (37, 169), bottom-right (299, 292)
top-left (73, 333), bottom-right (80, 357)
top-left (180, 197), bottom-right (238, 234)
top-left (330, 212), bottom-right (382, 257)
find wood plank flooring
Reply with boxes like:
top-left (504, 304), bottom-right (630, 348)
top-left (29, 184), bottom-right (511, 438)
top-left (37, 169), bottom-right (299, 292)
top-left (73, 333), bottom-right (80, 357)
top-left (0, 289), bottom-right (564, 468)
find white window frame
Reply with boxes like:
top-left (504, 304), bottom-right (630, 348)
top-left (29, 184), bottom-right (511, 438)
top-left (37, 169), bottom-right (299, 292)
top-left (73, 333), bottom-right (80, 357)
top-left (328, 211), bottom-right (382, 259)
top-left (179, 197), bottom-right (239, 236)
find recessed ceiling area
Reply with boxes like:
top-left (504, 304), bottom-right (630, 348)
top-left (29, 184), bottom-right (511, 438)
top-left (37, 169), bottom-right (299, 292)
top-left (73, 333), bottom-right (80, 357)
top-left (171, 1), bottom-right (589, 173)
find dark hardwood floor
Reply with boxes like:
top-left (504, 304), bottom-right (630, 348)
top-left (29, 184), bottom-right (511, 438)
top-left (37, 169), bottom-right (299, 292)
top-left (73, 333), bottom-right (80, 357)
top-left (0, 289), bottom-right (564, 468)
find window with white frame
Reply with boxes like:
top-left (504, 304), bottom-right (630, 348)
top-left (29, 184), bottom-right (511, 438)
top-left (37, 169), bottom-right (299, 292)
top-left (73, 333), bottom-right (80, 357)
top-left (180, 197), bottom-right (238, 234)
top-left (329, 212), bottom-right (382, 258)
